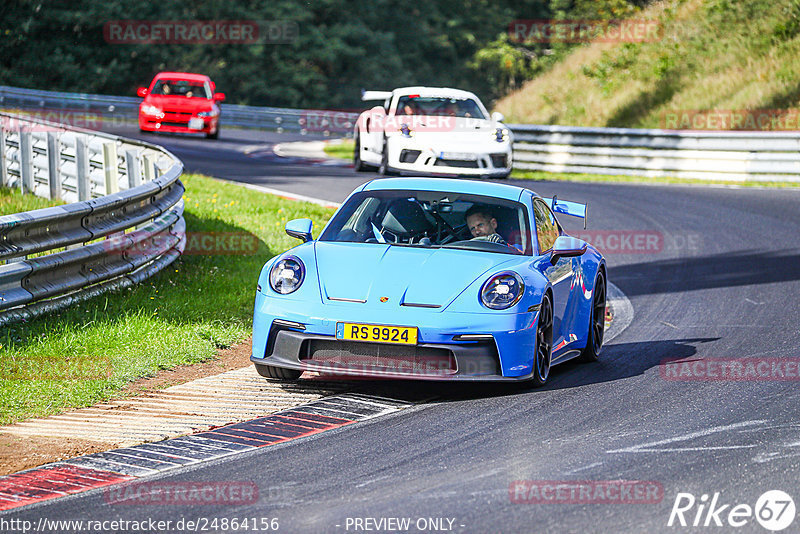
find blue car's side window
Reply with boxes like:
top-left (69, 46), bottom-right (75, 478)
top-left (533, 199), bottom-right (559, 254)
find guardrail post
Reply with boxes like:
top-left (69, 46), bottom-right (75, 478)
top-left (102, 141), bottom-right (119, 195)
top-left (75, 136), bottom-right (90, 201)
top-left (125, 149), bottom-right (141, 189)
top-left (47, 132), bottom-right (62, 200)
top-left (143, 154), bottom-right (156, 182)
top-left (0, 120), bottom-right (7, 188)
top-left (19, 127), bottom-right (33, 193)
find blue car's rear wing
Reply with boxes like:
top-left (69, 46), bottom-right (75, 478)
top-left (544, 196), bottom-right (587, 229)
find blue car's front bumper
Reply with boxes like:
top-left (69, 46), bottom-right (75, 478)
top-left (251, 292), bottom-right (540, 381)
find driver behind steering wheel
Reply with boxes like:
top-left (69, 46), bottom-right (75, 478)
top-left (465, 205), bottom-right (506, 245)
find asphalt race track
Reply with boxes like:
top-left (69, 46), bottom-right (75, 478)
top-left (7, 126), bottom-right (800, 532)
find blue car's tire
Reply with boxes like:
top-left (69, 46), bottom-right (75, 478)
top-left (531, 292), bottom-right (553, 387)
top-left (579, 271), bottom-right (606, 362)
top-left (255, 364), bottom-right (301, 381)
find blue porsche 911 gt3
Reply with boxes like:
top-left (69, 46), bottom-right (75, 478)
top-left (251, 178), bottom-right (606, 386)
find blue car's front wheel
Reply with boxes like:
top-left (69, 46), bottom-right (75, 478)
top-left (531, 293), bottom-right (553, 387)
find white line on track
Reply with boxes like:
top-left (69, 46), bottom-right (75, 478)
top-left (606, 420), bottom-right (767, 454)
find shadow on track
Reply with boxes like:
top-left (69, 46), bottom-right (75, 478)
top-left (609, 249), bottom-right (800, 297)
top-left (292, 338), bottom-right (720, 404)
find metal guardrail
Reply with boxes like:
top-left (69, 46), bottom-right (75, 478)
top-left (0, 111), bottom-right (185, 325)
top-left (0, 85), bottom-right (359, 136)
top-left (4, 84), bottom-right (798, 181)
top-left (509, 124), bottom-right (800, 182)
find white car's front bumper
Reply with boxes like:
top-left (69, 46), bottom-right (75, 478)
top-left (385, 137), bottom-right (513, 177)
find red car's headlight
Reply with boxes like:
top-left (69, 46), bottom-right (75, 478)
top-left (141, 105), bottom-right (164, 119)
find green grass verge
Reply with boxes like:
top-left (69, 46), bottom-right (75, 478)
top-left (511, 169), bottom-right (800, 188)
top-left (0, 187), bottom-right (64, 215)
top-left (323, 139), bottom-right (355, 160)
top-left (496, 0), bottom-right (800, 129)
top-left (0, 174), bottom-right (334, 425)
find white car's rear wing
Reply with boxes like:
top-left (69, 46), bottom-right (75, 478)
top-left (361, 90), bottom-right (393, 101)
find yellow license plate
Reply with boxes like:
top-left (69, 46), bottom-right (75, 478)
top-left (336, 323), bottom-right (418, 345)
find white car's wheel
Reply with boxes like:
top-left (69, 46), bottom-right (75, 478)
top-left (378, 139), bottom-right (389, 175)
top-left (353, 132), bottom-right (370, 172)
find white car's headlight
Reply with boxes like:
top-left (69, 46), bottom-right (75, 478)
top-left (493, 127), bottom-right (509, 142)
top-left (480, 271), bottom-right (524, 310)
top-left (269, 256), bottom-right (305, 294)
top-left (141, 105), bottom-right (164, 118)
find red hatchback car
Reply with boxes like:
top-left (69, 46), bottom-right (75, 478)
top-left (137, 72), bottom-right (225, 139)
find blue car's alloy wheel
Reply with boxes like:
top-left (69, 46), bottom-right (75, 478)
top-left (532, 293), bottom-right (553, 387)
top-left (580, 271), bottom-right (606, 362)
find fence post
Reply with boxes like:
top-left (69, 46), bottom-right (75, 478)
top-left (19, 127), bottom-right (33, 194)
top-left (125, 149), bottom-right (141, 189)
top-left (75, 136), bottom-right (90, 201)
top-left (102, 141), bottom-right (119, 195)
top-left (47, 131), bottom-right (62, 200)
top-left (0, 120), bottom-right (7, 188)
top-left (143, 154), bottom-right (156, 182)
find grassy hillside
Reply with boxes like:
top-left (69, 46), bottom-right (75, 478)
top-left (495, 0), bottom-right (800, 128)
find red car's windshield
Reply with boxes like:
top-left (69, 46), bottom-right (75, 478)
top-left (151, 79), bottom-right (211, 99)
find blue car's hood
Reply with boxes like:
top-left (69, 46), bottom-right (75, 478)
top-left (314, 242), bottom-right (515, 308)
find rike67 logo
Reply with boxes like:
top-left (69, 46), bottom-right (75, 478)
top-left (668, 490), bottom-right (796, 531)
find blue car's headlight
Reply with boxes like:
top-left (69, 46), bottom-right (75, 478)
top-left (269, 256), bottom-right (305, 294)
top-left (480, 271), bottom-right (524, 310)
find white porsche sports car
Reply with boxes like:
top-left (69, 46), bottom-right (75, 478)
top-left (353, 87), bottom-right (513, 179)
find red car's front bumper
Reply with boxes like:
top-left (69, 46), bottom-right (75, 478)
top-left (138, 113), bottom-right (218, 134)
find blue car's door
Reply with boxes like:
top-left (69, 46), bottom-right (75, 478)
top-left (532, 198), bottom-right (577, 356)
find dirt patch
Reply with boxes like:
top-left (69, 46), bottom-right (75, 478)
top-left (0, 338), bottom-right (253, 477)
top-left (121, 338), bottom-right (253, 397)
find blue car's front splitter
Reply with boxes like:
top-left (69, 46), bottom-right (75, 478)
top-left (251, 298), bottom-right (541, 381)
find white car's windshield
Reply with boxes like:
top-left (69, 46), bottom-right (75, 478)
top-left (395, 96), bottom-right (486, 119)
top-left (319, 190), bottom-right (531, 255)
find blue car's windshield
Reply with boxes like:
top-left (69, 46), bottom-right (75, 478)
top-left (319, 190), bottom-right (532, 255)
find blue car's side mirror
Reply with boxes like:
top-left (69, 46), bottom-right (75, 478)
top-left (551, 236), bottom-right (587, 264)
top-left (285, 218), bottom-right (313, 242)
